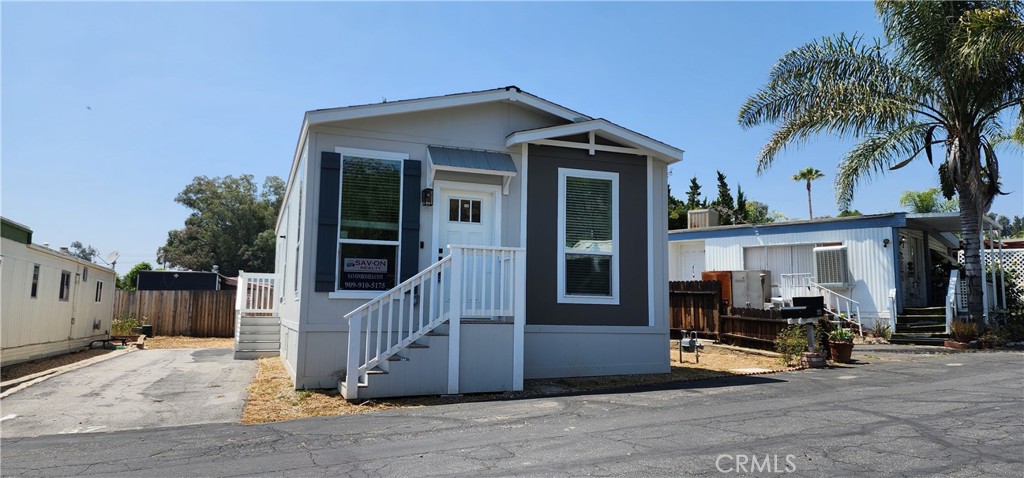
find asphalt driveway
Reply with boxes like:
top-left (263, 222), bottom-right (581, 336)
top-left (0, 349), bottom-right (256, 438)
top-left (1, 349), bottom-right (1021, 476)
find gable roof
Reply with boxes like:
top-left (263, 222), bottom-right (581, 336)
top-left (506, 118), bottom-right (684, 164)
top-left (305, 86), bottom-right (588, 126)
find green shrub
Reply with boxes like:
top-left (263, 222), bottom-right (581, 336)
top-left (775, 325), bottom-right (808, 366)
top-left (871, 320), bottom-right (892, 340)
top-left (111, 315), bottom-right (140, 335)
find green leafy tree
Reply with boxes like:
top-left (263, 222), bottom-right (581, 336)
top-left (987, 213), bottom-right (1024, 238)
top-left (792, 167), bottom-right (825, 219)
top-left (899, 188), bottom-right (959, 213)
top-left (685, 176), bottom-right (704, 208)
top-left (838, 209), bottom-right (864, 217)
top-left (118, 262), bottom-right (152, 291)
top-left (667, 185), bottom-right (688, 230)
top-left (735, 185), bottom-right (749, 223)
top-left (68, 241), bottom-right (99, 262)
top-left (158, 175), bottom-right (284, 276)
top-left (739, 1), bottom-right (1023, 323)
top-left (711, 171), bottom-right (736, 225)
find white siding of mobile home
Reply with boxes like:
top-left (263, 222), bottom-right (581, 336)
top-left (699, 226), bottom-right (896, 325)
top-left (1, 240), bottom-right (116, 366)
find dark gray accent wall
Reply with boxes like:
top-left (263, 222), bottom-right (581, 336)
top-left (526, 145), bottom-right (648, 326)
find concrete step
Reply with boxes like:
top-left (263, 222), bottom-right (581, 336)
top-left (239, 317), bottom-right (280, 327)
top-left (234, 350), bottom-right (279, 360)
top-left (890, 332), bottom-right (949, 346)
top-left (898, 314), bottom-right (945, 323)
top-left (237, 332), bottom-right (280, 341)
top-left (901, 307), bottom-right (946, 316)
top-left (239, 324), bottom-right (279, 334)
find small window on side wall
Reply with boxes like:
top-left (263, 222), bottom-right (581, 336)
top-left (59, 271), bottom-right (71, 301)
top-left (557, 168), bottom-right (619, 304)
top-left (31, 264), bottom-right (40, 298)
top-left (95, 281), bottom-right (103, 302)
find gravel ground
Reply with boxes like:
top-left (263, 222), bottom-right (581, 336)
top-left (0, 349), bottom-right (114, 382)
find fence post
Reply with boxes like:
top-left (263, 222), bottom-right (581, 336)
top-left (512, 249), bottom-right (526, 392)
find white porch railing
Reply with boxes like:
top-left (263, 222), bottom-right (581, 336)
top-left (780, 273), bottom-right (863, 336)
top-left (342, 245), bottom-right (526, 399)
top-left (234, 271), bottom-right (278, 350)
top-left (945, 269), bottom-right (959, 335)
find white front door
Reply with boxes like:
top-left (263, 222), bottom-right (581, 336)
top-left (435, 184), bottom-right (500, 318)
top-left (437, 188), bottom-right (497, 259)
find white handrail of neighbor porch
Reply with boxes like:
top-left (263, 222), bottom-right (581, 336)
top-left (342, 245), bottom-right (526, 399)
top-left (945, 269), bottom-right (959, 335)
top-left (780, 273), bottom-right (863, 336)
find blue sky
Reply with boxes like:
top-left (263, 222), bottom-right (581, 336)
top-left (3, 1), bottom-right (1022, 274)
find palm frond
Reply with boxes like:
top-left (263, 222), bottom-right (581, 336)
top-left (835, 122), bottom-right (932, 208)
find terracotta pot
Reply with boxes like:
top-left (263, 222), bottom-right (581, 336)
top-left (944, 339), bottom-right (974, 350)
top-left (829, 341), bottom-right (854, 363)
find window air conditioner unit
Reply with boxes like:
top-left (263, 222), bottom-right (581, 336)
top-left (813, 245), bottom-right (850, 288)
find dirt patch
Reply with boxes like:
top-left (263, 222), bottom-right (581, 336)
top-left (1, 348), bottom-right (113, 382)
top-left (145, 336), bottom-right (234, 349)
top-left (242, 344), bottom-right (791, 424)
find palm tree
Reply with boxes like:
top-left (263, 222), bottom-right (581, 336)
top-left (792, 167), bottom-right (825, 219)
top-left (898, 188), bottom-right (959, 213)
top-left (739, 1), bottom-right (1022, 324)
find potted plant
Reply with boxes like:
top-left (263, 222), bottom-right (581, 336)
top-left (827, 328), bottom-right (855, 363)
top-left (945, 320), bottom-right (978, 350)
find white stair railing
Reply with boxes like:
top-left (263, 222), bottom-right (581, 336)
top-left (342, 245), bottom-right (526, 399)
top-left (945, 269), bottom-right (959, 335)
top-left (780, 273), bottom-right (863, 336)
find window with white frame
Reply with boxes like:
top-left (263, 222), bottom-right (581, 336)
top-left (336, 149), bottom-right (404, 292)
top-left (59, 271), bottom-right (71, 301)
top-left (557, 168), bottom-right (619, 304)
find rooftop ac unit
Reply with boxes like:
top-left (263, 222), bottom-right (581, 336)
top-left (813, 245), bottom-right (850, 288)
top-left (687, 209), bottom-right (720, 229)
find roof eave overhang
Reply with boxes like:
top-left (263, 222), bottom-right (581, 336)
top-left (305, 88), bottom-right (586, 126)
top-left (505, 119), bottom-right (684, 164)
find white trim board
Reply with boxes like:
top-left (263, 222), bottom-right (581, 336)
top-left (506, 119), bottom-right (683, 164)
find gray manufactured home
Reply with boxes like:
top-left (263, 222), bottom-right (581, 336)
top-left (235, 87), bottom-right (683, 398)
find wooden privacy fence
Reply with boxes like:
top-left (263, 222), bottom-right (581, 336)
top-left (718, 307), bottom-right (789, 351)
top-left (113, 290), bottom-right (237, 337)
top-left (669, 280), bottom-right (722, 338)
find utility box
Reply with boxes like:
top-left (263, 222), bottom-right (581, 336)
top-left (687, 209), bottom-right (720, 229)
top-left (730, 270), bottom-right (772, 309)
top-left (701, 270), bottom-right (772, 311)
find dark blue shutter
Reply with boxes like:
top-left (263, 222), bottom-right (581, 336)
top-left (400, 160), bottom-right (421, 281)
top-left (314, 152), bottom-right (341, 292)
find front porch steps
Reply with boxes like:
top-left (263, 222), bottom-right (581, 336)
top-left (234, 316), bottom-right (281, 360)
top-left (339, 329), bottom-right (450, 399)
top-left (892, 307), bottom-right (948, 345)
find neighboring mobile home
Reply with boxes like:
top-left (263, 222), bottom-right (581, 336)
top-left (668, 212), bottom-right (1008, 337)
top-left (237, 86), bottom-right (683, 398)
top-left (1, 217), bottom-right (116, 366)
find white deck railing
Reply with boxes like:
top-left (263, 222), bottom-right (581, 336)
top-left (234, 271), bottom-right (278, 351)
top-left (780, 273), bottom-right (863, 336)
top-left (342, 245), bottom-right (525, 399)
top-left (945, 269), bottom-right (959, 335)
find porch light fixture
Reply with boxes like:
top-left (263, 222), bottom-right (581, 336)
top-left (883, 238), bottom-right (890, 248)
top-left (421, 188), bottom-right (433, 207)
